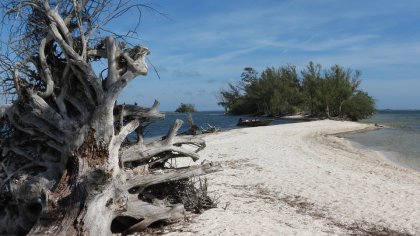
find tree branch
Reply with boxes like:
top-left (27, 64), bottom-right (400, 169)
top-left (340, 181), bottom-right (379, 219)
top-left (38, 35), bottom-right (54, 98)
top-left (121, 196), bottom-right (185, 233)
top-left (68, 60), bottom-right (104, 103)
top-left (104, 37), bottom-right (118, 89)
top-left (19, 114), bottom-right (65, 143)
top-left (122, 119), bottom-right (205, 164)
top-left (49, 7), bottom-right (74, 48)
top-left (27, 92), bottom-right (74, 132)
top-left (64, 0), bottom-right (89, 25)
top-left (114, 100), bottom-right (165, 122)
top-left (72, 0), bottom-right (88, 59)
top-left (112, 119), bottom-right (140, 152)
top-left (54, 65), bottom-right (71, 119)
top-left (102, 46), bottom-right (149, 108)
top-left (0, 104), bottom-right (11, 118)
top-left (49, 23), bottom-right (81, 61)
top-left (125, 162), bottom-right (222, 194)
top-left (87, 48), bottom-right (107, 58)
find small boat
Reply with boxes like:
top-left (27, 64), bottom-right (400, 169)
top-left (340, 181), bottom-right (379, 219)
top-left (237, 118), bottom-right (272, 127)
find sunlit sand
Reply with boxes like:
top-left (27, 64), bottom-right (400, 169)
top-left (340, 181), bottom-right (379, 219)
top-left (171, 120), bottom-right (420, 235)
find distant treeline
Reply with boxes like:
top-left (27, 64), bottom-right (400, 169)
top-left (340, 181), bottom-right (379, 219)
top-left (217, 62), bottom-right (376, 121)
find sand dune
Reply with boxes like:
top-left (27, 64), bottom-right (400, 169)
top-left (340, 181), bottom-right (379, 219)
top-left (167, 120), bottom-right (420, 235)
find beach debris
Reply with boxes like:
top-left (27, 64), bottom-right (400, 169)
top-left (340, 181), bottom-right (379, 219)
top-left (181, 113), bottom-right (221, 135)
top-left (201, 123), bottom-right (221, 133)
top-left (374, 123), bottom-right (384, 128)
top-left (187, 113), bottom-right (200, 135)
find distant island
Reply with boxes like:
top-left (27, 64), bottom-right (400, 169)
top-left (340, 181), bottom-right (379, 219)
top-left (175, 103), bottom-right (197, 113)
top-left (217, 62), bottom-right (376, 121)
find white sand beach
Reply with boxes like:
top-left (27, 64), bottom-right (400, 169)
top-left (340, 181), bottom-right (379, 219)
top-left (167, 120), bottom-right (420, 235)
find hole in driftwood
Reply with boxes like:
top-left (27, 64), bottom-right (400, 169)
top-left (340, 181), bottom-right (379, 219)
top-left (26, 202), bottom-right (42, 216)
top-left (64, 100), bottom-right (81, 119)
top-left (31, 166), bottom-right (47, 173)
top-left (110, 216), bottom-right (142, 234)
top-left (128, 186), bottom-right (141, 194)
top-left (148, 219), bottom-right (168, 228)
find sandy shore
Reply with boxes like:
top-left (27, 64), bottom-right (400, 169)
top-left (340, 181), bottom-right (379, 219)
top-left (166, 120), bottom-right (420, 235)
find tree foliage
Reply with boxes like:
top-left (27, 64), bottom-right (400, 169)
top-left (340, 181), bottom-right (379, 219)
top-left (218, 62), bottom-right (376, 120)
top-left (342, 91), bottom-right (376, 121)
top-left (175, 103), bottom-right (197, 113)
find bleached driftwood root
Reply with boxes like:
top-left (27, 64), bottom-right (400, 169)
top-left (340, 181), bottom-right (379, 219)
top-left (0, 1), bottom-right (221, 235)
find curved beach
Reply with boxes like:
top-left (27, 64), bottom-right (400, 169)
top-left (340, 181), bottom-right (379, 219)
top-left (169, 120), bottom-right (420, 235)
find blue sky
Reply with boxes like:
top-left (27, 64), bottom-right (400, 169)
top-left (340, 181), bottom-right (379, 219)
top-left (108, 0), bottom-right (420, 111)
top-left (3, 0), bottom-right (419, 111)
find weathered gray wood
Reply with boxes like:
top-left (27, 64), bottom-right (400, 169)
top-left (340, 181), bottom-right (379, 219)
top-left (126, 162), bottom-right (223, 193)
top-left (114, 100), bottom-right (165, 121)
top-left (37, 34), bottom-right (54, 98)
top-left (0, 104), bottom-right (11, 118)
top-left (105, 37), bottom-right (118, 89)
top-left (126, 204), bottom-right (185, 233)
top-left (0, 1), bottom-right (221, 235)
top-left (121, 195), bottom-right (186, 232)
top-left (122, 119), bottom-right (206, 163)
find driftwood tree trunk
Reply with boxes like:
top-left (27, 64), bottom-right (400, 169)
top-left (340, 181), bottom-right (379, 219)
top-left (0, 1), bottom-right (221, 235)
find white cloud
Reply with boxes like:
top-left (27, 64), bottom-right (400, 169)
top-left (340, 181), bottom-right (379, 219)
top-left (118, 0), bottom-right (420, 109)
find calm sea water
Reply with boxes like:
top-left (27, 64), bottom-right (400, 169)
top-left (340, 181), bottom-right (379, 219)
top-left (345, 110), bottom-right (420, 171)
top-left (140, 110), bottom-right (420, 171)
top-left (142, 111), bottom-right (240, 139)
top-left (141, 111), bottom-right (299, 141)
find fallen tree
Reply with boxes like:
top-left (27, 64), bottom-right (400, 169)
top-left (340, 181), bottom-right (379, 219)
top-left (0, 1), bottom-right (221, 235)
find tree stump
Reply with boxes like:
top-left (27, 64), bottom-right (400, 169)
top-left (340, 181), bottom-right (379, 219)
top-left (0, 1), bottom-right (221, 235)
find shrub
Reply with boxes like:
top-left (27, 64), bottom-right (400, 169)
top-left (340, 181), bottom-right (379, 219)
top-left (175, 103), bottom-right (197, 113)
top-left (342, 91), bottom-right (376, 121)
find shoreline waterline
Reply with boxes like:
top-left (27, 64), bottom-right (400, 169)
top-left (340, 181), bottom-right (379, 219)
top-left (342, 114), bottom-right (420, 172)
top-left (141, 110), bottom-right (419, 173)
top-left (331, 126), bottom-right (420, 172)
top-left (170, 119), bottom-right (420, 235)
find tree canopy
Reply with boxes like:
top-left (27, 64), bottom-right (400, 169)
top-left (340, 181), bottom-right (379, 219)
top-left (218, 62), bottom-right (376, 121)
top-left (175, 103), bottom-right (197, 113)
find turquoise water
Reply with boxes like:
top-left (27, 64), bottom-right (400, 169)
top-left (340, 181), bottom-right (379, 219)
top-left (345, 110), bottom-right (420, 171)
